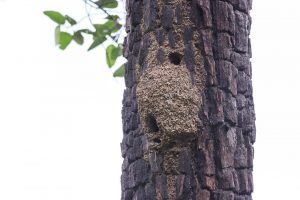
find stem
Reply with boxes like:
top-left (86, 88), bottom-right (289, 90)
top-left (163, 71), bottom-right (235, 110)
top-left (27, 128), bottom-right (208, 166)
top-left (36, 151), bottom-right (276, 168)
top-left (82, 0), bottom-right (122, 43)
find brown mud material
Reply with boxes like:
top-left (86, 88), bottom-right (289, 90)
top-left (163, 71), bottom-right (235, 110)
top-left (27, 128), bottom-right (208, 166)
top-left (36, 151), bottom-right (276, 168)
top-left (136, 62), bottom-right (200, 151)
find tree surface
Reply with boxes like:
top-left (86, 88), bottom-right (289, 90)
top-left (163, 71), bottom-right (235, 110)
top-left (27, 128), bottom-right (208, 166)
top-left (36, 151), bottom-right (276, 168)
top-left (121, 0), bottom-right (255, 199)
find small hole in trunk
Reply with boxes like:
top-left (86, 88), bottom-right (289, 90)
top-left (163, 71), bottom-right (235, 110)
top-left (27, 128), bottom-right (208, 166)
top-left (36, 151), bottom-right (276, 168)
top-left (169, 52), bottom-right (182, 65)
top-left (146, 114), bottom-right (159, 132)
top-left (153, 138), bottom-right (161, 143)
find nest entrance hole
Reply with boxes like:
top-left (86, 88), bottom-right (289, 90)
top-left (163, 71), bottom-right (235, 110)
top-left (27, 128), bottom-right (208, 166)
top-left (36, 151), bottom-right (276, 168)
top-left (146, 114), bottom-right (159, 132)
top-left (169, 52), bottom-right (182, 65)
top-left (153, 138), bottom-right (161, 144)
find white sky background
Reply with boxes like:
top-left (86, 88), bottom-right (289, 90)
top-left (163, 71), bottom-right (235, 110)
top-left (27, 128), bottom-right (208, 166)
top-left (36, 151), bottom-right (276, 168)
top-left (0, 0), bottom-right (299, 199)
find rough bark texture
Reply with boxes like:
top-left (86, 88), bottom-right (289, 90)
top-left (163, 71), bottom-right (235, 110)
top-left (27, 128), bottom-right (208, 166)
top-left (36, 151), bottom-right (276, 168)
top-left (121, 0), bottom-right (255, 199)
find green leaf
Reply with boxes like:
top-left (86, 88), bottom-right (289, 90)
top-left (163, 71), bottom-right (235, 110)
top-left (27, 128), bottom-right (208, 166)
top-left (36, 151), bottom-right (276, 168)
top-left (106, 44), bottom-right (121, 68)
top-left (55, 25), bottom-right (60, 45)
top-left (113, 22), bottom-right (122, 32)
top-left (77, 29), bottom-right (94, 35)
top-left (95, 0), bottom-right (118, 8)
top-left (113, 65), bottom-right (125, 77)
top-left (94, 21), bottom-right (112, 36)
top-left (44, 10), bottom-right (66, 25)
top-left (88, 36), bottom-right (106, 51)
top-left (73, 31), bottom-right (84, 45)
top-left (106, 15), bottom-right (119, 21)
top-left (58, 32), bottom-right (73, 50)
top-left (93, 20), bottom-right (121, 38)
top-left (65, 15), bottom-right (77, 25)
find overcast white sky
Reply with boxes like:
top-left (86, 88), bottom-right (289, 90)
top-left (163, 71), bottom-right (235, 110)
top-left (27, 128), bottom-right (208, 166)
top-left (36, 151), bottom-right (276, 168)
top-left (0, 0), bottom-right (299, 199)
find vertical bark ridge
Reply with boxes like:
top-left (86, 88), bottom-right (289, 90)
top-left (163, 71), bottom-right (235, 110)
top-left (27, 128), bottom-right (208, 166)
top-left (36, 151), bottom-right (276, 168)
top-left (121, 0), bottom-right (255, 199)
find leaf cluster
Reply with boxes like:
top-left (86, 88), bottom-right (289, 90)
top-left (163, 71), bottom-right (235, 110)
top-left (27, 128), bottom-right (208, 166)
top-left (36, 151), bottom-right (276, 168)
top-left (43, 0), bottom-right (125, 77)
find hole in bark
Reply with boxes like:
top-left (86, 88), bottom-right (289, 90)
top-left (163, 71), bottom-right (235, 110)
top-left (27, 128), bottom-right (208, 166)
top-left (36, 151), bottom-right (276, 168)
top-left (153, 138), bottom-right (161, 143)
top-left (169, 52), bottom-right (182, 65)
top-left (146, 114), bottom-right (159, 132)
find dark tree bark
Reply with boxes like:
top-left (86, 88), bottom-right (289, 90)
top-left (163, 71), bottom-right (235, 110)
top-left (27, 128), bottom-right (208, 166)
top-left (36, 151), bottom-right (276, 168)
top-left (121, 0), bottom-right (255, 199)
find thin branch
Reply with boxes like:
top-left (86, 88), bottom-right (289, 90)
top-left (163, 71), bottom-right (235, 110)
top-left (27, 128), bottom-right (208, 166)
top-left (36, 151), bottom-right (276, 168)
top-left (83, 0), bottom-right (98, 8)
top-left (81, 0), bottom-right (123, 43)
top-left (84, 0), bottom-right (94, 25)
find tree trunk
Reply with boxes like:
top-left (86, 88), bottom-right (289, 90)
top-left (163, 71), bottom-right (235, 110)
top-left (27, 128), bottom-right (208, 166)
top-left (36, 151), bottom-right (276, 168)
top-left (121, 0), bottom-right (255, 199)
